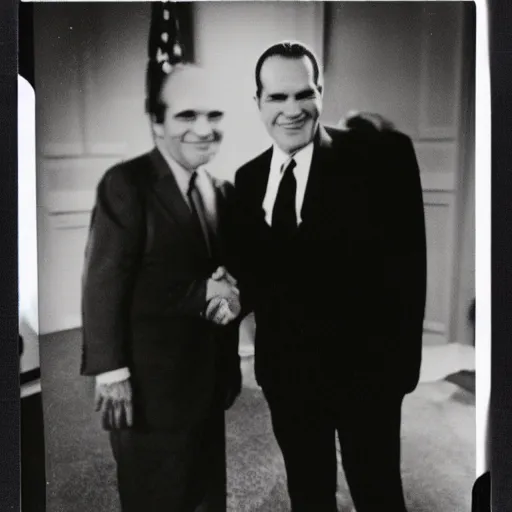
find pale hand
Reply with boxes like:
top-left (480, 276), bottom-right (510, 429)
top-left (95, 378), bottom-right (133, 430)
top-left (206, 266), bottom-right (240, 305)
top-left (205, 295), bottom-right (241, 325)
top-left (211, 266), bottom-right (237, 286)
top-left (206, 266), bottom-right (241, 325)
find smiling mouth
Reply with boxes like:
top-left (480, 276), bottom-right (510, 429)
top-left (184, 141), bottom-right (215, 150)
top-left (278, 119), bottom-right (308, 130)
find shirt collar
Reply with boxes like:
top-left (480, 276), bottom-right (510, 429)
top-left (272, 142), bottom-right (314, 173)
top-left (156, 145), bottom-right (204, 197)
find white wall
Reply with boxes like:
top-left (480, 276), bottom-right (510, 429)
top-left (35, 3), bottom-right (152, 334)
top-left (322, 3), bottom-right (422, 132)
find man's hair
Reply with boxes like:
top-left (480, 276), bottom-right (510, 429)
top-left (255, 41), bottom-right (321, 98)
top-left (145, 62), bottom-right (193, 124)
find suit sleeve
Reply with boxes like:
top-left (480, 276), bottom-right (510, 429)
top-left (81, 168), bottom-right (209, 376)
top-left (214, 182), bottom-right (242, 402)
top-left (388, 134), bottom-right (427, 394)
top-left (80, 169), bottom-right (144, 376)
top-left (224, 172), bottom-right (255, 318)
top-left (217, 320), bottom-right (242, 406)
top-left (165, 278), bottom-right (208, 318)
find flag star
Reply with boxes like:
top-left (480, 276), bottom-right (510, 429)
top-left (156, 47), bottom-right (169, 63)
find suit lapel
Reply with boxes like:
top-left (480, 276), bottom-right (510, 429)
top-left (148, 149), bottom-right (208, 255)
top-left (210, 179), bottom-right (225, 236)
top-left (210, 180), bottom-right (228, 259)
top-left (253, 149), bottom-right (274, 223)
top-left (300, 126), bottom-right (334, 225)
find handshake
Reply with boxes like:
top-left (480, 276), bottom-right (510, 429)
top-left (205, 266), bottom-right (242, 326)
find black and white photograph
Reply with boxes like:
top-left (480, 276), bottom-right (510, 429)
top-left (32, 2), bottom-right (477, 511)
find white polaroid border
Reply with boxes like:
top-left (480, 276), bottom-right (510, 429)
top-left (474, 0), bottom-right (491, 478)
top-left (18, 74), bottom-right (42, 398)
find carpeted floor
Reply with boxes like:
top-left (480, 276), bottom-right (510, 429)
top-left (40, 329), bottom-right (475, 512)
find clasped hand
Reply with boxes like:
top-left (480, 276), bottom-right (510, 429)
top-left (205, 266), bottom-right (241, 326)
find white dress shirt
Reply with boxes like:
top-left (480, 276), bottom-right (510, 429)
top-left (96, 148), bottom-right (217, 386)
top-left (161, 149), bottom-right (218, 227)
top-left (262, 142), bottom-right (314, 227)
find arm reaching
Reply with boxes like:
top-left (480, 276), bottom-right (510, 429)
top-left (81, 168), bottom-right (144, 377)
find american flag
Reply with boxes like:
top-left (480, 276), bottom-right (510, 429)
top-left (147, 1), bottom-right (193, 74)
top-left (145, 2), bottom-right (194, 115)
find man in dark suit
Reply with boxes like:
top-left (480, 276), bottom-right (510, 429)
top-left (230, 41), bottom-right (427, 512)
top-left (81, 63), bottom-right (242, 512)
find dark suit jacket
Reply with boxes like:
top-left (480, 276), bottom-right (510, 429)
top-left (81, 148), bottom-right (240, 430)
top-left (230, 125), bottom-right (426, 394)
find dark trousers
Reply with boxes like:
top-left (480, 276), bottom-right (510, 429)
top-left (109, 410), bottom-right (226, 512)
top-left (262, 378), bottom-right (407, 512)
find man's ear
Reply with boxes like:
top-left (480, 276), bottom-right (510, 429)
top-left (152, 118), bottom-right (164, 139)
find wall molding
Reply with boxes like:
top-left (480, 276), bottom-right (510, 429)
top-left (86, 143), bottom-right (127, 156)
top-left (424, 320), bottom-right (446, 334)
top-left (45, 190), bottom-right (95, 215)
top-left (49, 212), bottom-right (92, 230)
top-left (39, 156), bottom-right (120, 214)
top-left (420, 173), bottom-right (456, 192)
top-left (414, 140), bottom-right (457, 173)
top-left (423, 191), bottom-right (454, 207)
top-left (41, 143), bottom-right (85, 158)
top-left (423, 193), bottom-right (456, 344)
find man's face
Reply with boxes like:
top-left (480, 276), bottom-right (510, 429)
top-left (154, 68), bottom-right (225, 170)
top-left (257, 55), bottom-right (322, 154)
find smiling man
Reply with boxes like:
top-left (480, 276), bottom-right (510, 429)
top-left (230, 41), bottom-right (427, 511)
top-left (81, 63), bottom-right (242, 512)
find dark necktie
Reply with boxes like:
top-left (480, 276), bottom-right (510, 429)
top-left (272, 158), bottom-right (297, 237)
top-left (188, 172), bottom-right (212, 255)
